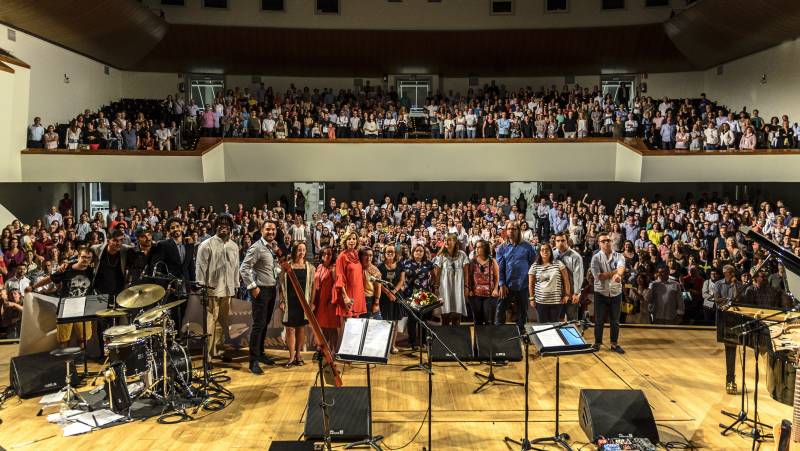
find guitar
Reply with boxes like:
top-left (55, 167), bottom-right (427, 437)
top-left (279, 257), bottom-right (343, 387)
top-left (773, 350), bottom-right (799, 450)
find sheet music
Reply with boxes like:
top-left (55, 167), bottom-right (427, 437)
top-left (63, 421), bottom-right (92, 436)
top-left (338, 318), bottom-right (367, 356)
top-left (61, 297), bottom-right (86, 319)
top-left (530, 324), bottom-right (565, 348)
top-left (361, 320), bottom-right (392, 358)
top-left (74, 409), bottom-right (123, 427)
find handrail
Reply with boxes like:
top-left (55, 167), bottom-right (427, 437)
top-left (18, 137), bottom-right (800, 157)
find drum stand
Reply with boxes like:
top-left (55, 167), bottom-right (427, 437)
top-left (153, 314), bottom-right (194, 422)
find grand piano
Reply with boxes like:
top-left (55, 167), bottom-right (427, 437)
top-left (716, 227), bottom-right (800, 405)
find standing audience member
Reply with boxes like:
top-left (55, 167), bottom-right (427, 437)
top-left (590, 232), bottom-right (626, 353)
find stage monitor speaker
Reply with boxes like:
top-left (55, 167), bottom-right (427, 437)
top-left (304, 387), bottom-right (370, 441)
top-left (268, 441), bottom-right (315, 451)
top-left (578, 389), bottom-right (659, 444)
top-left (10, 351), bottom-right (77, 399)
top-left (428, 325), bottom-right (475, 362)
top-left (474, 324), bottom-right (523, 362)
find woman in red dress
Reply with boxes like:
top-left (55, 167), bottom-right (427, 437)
top-left (333, 232), bottom-right (367, 320)
top-left (313, 246), bottom-right (339, 350)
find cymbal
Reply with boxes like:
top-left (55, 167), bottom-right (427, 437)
top-left (110, 327), bottom-right (163, 345)
top-left (96, 308), bottom-right (129, 318)
top-left (135, 299), bottom-right (187, 324)
top-left (116, 284), bottom-right (165, 309)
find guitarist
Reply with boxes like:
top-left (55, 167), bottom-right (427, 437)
top-left (714, 264), bottom-right (745, 395)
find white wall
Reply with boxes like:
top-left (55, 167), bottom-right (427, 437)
top-left (0, 27), bottom-right (122, 125)
top-left (702, 38), bottom-right (800, 121)
top-left (142, 0), bottom-right (676, 30)
top-left (644, 71), bottom-right (705, 99)
top-left (121, 71), bottom-right (182, 99)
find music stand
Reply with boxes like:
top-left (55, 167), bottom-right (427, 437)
top-left (335, 318), bottom-right (395, 451)
top-left (56, 294), bottom-right (110, 375)
top-left (504, 321), bottom-right (593, 451)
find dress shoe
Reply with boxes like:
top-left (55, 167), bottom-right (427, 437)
top-left (258, 355), bottom-right (276, 365)
top-left (249, 361), bottom-right (264, 375)
top-left (726, 381), bottom-right (737, 395)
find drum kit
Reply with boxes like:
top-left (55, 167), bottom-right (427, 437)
top-left (94, 283), bottom-right (195, 417)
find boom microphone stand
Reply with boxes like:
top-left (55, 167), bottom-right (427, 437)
top-left (375, 280), bottom-right (467, 451)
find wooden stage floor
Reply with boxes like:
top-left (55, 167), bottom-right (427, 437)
top-left (0, 327), bottom-right (791, 450)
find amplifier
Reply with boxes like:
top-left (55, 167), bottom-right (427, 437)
top-left (597, 435), bottom-right (656, 451)
top-left (10, 351), bottom-right (77, 398)
top-left (304, 387), bottom-right (370, 441)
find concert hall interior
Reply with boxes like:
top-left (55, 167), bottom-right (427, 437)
top-left (1, 1), bottom-right (800, 450)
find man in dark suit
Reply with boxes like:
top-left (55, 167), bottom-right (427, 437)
top-left (152, 218), bottom-right (194, 326)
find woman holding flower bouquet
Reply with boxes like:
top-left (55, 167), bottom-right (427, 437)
top-left (402, 244), bottom-right (435, 349)
top-left (333, 232), bottom-right (367, 320)
top-left (433, 233), bottom-right (469, 326)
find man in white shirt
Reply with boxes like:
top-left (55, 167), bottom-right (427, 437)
top-left (155, 122), bottom-right (172, 151)
top-left (195, 215), bottom-right (240, 363)
top-left (262, 113), bottom-right (276, 138)
top-left (44, 206), bottom-right (63, 227)
top-left (704, 122), bottom-right (720, 150)
top-left (590, 232), bottom-right (626, 353)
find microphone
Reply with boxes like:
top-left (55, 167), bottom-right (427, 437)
top-left (368, 275), bottom-right (393, 286)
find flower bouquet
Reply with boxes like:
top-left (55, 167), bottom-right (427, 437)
top-left (409, 290), bottom-right (442, 316)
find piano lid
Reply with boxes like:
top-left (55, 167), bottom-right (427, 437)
top-left (741, 226), bottom-right (800, 297)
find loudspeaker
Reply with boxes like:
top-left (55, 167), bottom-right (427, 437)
top-left (474, 324), bottom-right (523, 362)
top-left (578, 389), bottom-right (659, 444)
top-left (428, 325), bottom-right (475, 362)
top-left (304, 387), bottom-right (370, 441)
top-left (268, 441), bottom-right (315, 451)
top-left (9, 351), bottom-right (77, 399)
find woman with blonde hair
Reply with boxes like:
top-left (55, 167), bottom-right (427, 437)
top-left (434, 233), bottom-right (469, 326)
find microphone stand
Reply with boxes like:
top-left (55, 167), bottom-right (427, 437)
top-left (503, 320), bottom-right (585, 451)
top-left (375, 279), bottom-right (467, 451)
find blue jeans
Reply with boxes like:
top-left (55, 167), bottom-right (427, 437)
top-left (594, 293), bottom-right (622, 344)
top-left (495, 288), bottom-right (528, 331)
top-left (467, 129), bottom-right (476, 139)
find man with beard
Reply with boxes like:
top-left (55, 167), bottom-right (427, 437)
top-left (495, 221), bottom-right (537, 330)
top-left (28, 247), bottom-right (95, 348)
top-left (195, 215), bottom-right (239, 364)
top-left (152, 218), bottom-right (194, 326)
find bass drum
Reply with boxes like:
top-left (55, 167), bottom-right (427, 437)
top-left (145, 344), bottom-right (193, 393)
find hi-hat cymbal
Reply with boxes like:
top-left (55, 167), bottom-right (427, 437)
top-left (110, 327), bottom-right (164, 345)
top-left (135, 299), bottom-right (187, 324)
top-left (96, 308), bottom-right (129, 318)
top-left (116, 284), bottom-right (165, 309)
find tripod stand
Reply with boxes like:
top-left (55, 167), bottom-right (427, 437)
top-left (190, 282), bottom-right (233, 411)
top-left (313, 351), bottom-right (333, 451)
top-left (473, 341), bottom-right (522, 394)
top-left (719, 316), bottom-right (783, 448)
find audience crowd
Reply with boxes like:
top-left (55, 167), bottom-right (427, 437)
top-left (26, 83), bottom-right (799, 151)
top-left (2, 189), bottom-right (797, 339)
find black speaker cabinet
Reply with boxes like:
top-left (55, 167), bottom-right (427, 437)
top-left (578, 389), bottom-right (659, 444)
top-left (474, 324), bottom-right (523, 362)
top-left (428, 325), bottom-right (475, 362)
top-left (268, 441), bottom-right (315, 451)
top-left (10, 351), bottom-right (78, 399)
top-left (304, 387), bottom-right (370, 441)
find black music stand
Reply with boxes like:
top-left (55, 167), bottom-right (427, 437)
top-left (56, 294), bottom-right (110, 375)
top-left (504, 321), bottom-right (593, 451)
top-left (335, 317), bottom-right (395, 451)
